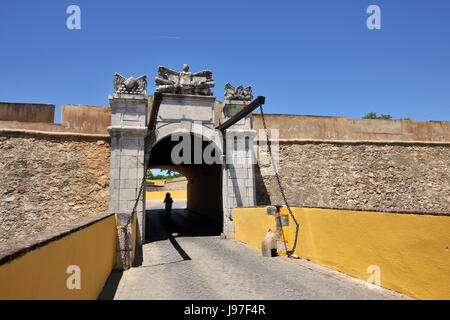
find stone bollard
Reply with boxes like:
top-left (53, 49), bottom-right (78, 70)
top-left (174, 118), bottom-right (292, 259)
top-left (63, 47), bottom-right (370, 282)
top-left (263, 205), bottom-right (290, 257)
top-left (261, 231), bottom-right (277, 257)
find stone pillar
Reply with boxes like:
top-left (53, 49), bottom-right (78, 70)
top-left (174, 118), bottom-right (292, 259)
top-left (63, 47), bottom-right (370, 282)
top-left (108, 76), bottom-right (148, 268)
top-left (220, 99), bottom-right (257, 238)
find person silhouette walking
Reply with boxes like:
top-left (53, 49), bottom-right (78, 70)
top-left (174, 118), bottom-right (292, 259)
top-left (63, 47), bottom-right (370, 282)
top-left (163, 192), bottom-right (174, 216)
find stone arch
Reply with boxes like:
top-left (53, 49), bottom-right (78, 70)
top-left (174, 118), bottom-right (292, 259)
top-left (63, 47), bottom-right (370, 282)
top-left (152, 122), bottom-right (223, 156)
top-left (147, 130), bottom-right (224, 232)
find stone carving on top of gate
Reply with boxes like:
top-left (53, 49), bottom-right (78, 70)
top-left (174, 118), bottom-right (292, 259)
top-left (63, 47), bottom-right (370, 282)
top-left (114, 73), bottom-right (147, 95)
top-left (155, 64), bottom-right (215, 96)
top-left (224, 83), bottom-right (253, 101)
top-left (153, 64), bottom-right (216, 146)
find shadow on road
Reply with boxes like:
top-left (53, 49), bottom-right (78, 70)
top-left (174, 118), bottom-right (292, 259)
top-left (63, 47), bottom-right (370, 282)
top-left (145, 208), bottom-right (222, 261)
top-left (99, 208), bottom-right (222, 299)
top-left (132, 242), bottom-right (144, 267)
top-left (145, 208), bottom-right (221, 243)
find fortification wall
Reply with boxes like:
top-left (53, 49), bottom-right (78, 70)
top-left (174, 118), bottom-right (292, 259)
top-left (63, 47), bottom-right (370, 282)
top-left (0, 212), bottom-right (116, 299)
top-left (255, 142), bottom-right (449, 213)
top-left (253, 113), bottom-right (449, 213)
top-left (252, 113), bottom-right (450, 142)
top-left (0, 132), bottom-right (110, 244)
top-left (0, 103), bottom-right (110, 135)
top-left (0, 102), bottom-right (111, 244)
top-left (1, 101), bottom-right (448, 245)
top-left (146, 176), bottom-right (188, 191)
top-left (0, 106), bottom-right (111, 245)
top-left (0, 102), bottom-right (55, 123)
top-left (61, 104), bottom-right (110, 134)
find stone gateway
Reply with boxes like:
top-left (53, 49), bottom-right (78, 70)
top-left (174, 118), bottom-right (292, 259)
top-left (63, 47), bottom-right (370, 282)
top-left (109, 64), bottom-right (259, 267)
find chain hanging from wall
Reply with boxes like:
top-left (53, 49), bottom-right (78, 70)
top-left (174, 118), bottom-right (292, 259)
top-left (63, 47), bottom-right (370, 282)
top-left (259, 105), bottom-right (300, 257)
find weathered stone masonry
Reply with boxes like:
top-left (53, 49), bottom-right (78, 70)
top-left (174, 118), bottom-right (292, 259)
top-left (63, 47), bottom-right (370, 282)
top-left (0, 133), bottom-right (110, 243)
top-left (256, 142), bottom-right (450, 212)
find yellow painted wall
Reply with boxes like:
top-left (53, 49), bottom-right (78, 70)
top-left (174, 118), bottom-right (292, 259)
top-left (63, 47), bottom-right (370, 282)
top-left (146, 189), bottom-right (187, 200)
top-left (234, 207), bottom-right (450, 300)
top-left (234, 207), bottom-right (276, 251)
top-left (0, 215), bottom-right (117, 300)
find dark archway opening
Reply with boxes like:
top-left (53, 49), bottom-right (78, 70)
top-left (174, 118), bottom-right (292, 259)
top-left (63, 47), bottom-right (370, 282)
top-left (145, 134), bottom-right (223, 242)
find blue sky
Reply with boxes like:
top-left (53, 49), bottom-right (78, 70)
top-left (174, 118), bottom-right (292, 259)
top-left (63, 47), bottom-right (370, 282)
top-left (0, 0), bottom-right (449, 122)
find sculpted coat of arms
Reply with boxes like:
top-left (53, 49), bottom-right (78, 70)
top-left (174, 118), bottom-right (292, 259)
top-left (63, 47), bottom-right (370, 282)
top-left (155, 64), bottom-right (215, 96)
top-left (114, 73), bottom-right (147, 95)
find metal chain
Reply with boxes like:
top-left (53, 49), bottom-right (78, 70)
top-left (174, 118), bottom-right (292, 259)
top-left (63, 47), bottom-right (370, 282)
top-left (259, 105), bottom-right (300, 257)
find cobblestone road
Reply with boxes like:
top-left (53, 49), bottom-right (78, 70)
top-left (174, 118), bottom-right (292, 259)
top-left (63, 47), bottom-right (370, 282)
top-left (102, 206), bottom-right (410, 300)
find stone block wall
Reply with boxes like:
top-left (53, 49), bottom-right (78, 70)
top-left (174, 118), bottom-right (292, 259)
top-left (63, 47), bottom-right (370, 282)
top-left (256, 142), bottom-right (450, 213)
top-left (0, 133), bottom-right (110, 244)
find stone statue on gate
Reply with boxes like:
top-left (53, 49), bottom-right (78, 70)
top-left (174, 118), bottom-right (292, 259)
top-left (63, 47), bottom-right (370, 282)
top-left (155, 64), bottom-right (215, 96)
top-left (224, 83), bottom-right (253, 101)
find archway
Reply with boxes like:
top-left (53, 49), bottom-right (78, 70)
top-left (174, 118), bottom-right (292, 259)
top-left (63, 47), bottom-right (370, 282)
top-left (145, 133), bottom-right (223, 241)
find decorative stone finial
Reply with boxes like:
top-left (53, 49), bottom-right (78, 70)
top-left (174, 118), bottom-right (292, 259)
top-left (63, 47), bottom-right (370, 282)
top-left (114, 73), bottom-right (147, 95)
top-left (155, 64), bottom-right (215, 96)
top-left (224, 83), bottom-right (253, 101)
